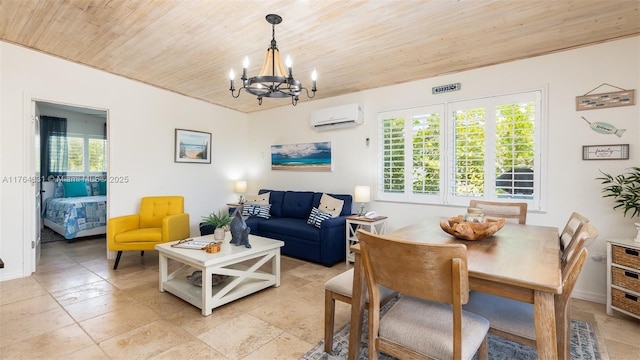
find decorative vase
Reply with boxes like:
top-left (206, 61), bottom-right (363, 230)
top-left (213, 228), bottom-right (225, 241)
top-left (635, 223), bottom-right (640, 243)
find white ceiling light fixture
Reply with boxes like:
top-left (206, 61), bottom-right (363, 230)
top-left (229, 14), bottom-right (317, 106)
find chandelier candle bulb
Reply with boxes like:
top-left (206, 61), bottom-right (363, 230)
top-left (229, 69), bottom-right (235, 91)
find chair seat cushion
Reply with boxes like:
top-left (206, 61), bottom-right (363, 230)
top-left (380, 296), bottom-right (489, 360)
top-left (325, 269), bottom-right (397, 303)
top-left (463, 291), bottom-right (535, 340)
top-left (114, 228), bottom-right (162, 243)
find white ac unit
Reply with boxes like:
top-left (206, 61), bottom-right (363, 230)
top-left (310, 103), bottom-right (363, 130)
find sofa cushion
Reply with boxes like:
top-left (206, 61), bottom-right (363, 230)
top-left (282, 191), bottom-right (314, 219)
top-left (258, 217), bottom-right (321, 242)
top-left (260, 189), bottom-right (285, 217)
top-left (307, 207), bottom-right (333, 228)
top-left (319, 193), bottom-right (344, 217)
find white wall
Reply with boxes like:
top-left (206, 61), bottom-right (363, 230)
top-left (2, 37), bottom-right (639, 302)
top-left (247, 37), bottom-right (640, 303)
top-left (0, 41), bottom-right (248, 281)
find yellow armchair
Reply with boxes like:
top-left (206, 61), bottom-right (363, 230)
top-left (108, 196), bottom-right (190, 269)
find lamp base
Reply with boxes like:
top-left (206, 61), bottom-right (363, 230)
top-left (358, 204), bottom-right (365, 216)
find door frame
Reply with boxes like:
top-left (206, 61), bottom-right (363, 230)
top-left (24, 94), bottom-right (110, 273)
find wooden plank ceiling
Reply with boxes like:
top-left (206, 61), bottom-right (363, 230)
top-left (1, 0), bottom-right (639, 113)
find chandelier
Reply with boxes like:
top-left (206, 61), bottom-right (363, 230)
top-left (229, 14), bottom-right (317, 106)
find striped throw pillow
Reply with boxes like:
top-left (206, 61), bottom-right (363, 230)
top-left (242, 204), bottom-right (271, 219)
top-left (307, 207), bottom-right (333, 228)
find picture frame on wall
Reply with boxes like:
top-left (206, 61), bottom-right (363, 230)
top-left (174, 129), bottom-right (211, 164)
top-left (582, 144), bottom-right (629, 160)
top-left (271, 141), bottom-right (333, 171)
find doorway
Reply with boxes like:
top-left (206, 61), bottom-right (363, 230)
top-left (28, 99), bottom-right (109, 273)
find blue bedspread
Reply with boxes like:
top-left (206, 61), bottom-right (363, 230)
top-left (43, 196), bottom-right (107, 239)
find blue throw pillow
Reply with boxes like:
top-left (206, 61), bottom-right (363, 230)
top-left (98, 180), bottom-right (107, 195)
top-left (62, 180), bottom-right (88, 197)
top-left (307, 207), bottom-right (332, 228)
top-left (242, 204), bottom-right (271, 219)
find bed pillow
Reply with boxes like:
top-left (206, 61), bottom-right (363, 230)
top-left (62, 180), bottom-right (88, 197)
top-left (307, 207), bottom-right (333, 228)
top-left (53, 181), bottom-right (65, 198)
top-left (98, 180), bottom-right (107, 195)
top-left (319, 193), bottom-right (344, 218)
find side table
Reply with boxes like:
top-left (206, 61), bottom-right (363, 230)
top-left (345, 215), bottom-right (388, 264)
top-left (606, 238), bottom-right (640, 320)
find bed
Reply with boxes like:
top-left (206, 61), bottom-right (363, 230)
top-left (42, 179), bottom-right (107, 240)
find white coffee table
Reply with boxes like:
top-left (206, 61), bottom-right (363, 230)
top-left (156, 233), bottom-right (284, 316)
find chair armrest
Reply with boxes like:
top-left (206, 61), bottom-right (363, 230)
top-left (108, 214), bottom-right (140, 235)
top-left (162, 213), bottom-right (190, 241)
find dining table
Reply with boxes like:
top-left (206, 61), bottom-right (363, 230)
top-left (347, 217), bottom-right (564, 360)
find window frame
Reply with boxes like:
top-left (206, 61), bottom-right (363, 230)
top-left (376, 88), bottom-right (546, 211)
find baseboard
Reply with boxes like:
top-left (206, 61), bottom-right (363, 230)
top-left (573, 289), bottom-right (606, 304)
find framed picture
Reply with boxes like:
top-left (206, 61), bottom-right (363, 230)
top-left (576, 89), bottom-right (635, 111)
top-left (582, 144), bottom-right (629, 160)
top-left (271, 141), bottom-right (332, 171)
top-left (174, 129), bottom-right (211, 164)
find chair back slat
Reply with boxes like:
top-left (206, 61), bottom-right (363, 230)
top-left (357, 229), bottom-right (469, 305)
top-left (559, 212), bottom-right (589, 250)
top-left (469, 200), bottom-right (527, 224)
top-left (561, 222), bottom-right (598, 269)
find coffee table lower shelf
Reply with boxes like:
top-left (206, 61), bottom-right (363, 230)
top-left (157, 235), bottom-right (283, 316)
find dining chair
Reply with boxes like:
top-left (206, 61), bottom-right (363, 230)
top-left (469, 200), bottom-right (527, 224)
top-left (559, 211), bottom-right (589, 251)
top-left (323, 269), bottom-right (397, 352)
top-left (561, 222), bottom-right (598, 269)
top-left (463, 245), bottom-right (590, 360)
top-left (358, 229), bottom-right (489, 360)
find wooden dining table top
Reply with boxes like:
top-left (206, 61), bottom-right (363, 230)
top-left (355, 217), bottom-right (563, 294)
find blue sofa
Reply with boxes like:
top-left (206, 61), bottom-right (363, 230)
top-left (243, 189), bottom-right (353, 266)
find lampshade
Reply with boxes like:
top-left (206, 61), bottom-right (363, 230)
top-left (234, 180), bottom-right (247, 194)
top-left (354, 185), bottom-right (371, 203)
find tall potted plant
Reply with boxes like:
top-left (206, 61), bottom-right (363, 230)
top-left (200, 210), bottom-right (232, 240)
top-left (597, 167), bottom-right (640, 218)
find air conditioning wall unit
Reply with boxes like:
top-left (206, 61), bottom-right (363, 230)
top-left (310, 103), bottom-right (363, 131)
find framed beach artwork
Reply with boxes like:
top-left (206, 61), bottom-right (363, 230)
top-left (174, 129), bottom-right (211, 164)
top-left (271, 142), bottom-right (333, 171)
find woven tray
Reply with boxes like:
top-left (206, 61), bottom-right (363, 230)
top-left (440, 216), bottom-right (505, 240)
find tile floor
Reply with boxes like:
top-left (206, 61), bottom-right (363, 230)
top-left (1, 237), bottom-right (639, 359)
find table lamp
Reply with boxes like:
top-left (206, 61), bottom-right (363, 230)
top-left (234, 180), bottom-right (247, 203)
top-left (354, 185), bottom-right (371, 216)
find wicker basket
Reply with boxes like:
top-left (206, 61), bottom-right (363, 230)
top-left (612, 245), bottom-right (640, 269)
top-left (612, 267), bottom-right (640, 293)
top-left (612, 288), bottom-right (640, 317)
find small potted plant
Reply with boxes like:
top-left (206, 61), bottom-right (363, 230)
top-left (200, 210), bottom-right (232, 240)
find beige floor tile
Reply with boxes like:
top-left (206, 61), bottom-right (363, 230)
top-left (0, 294), bottom-right (60, 321)
top-left (198, 313), bottom-right (283, 360)
top-left (0, 324), bottom-right (95, 359)
top-left (0, 307), bottom-right (75, 347)
top-left (79, 303), bottom-right (161, 342)
top-left (64, 344), bottom-right (111, 360)
top-left (50, 280), bottom-right (120, 306)
top-left (33, 265), bottom-right (105, 293)
top-left (149, 339), bottom-right (226, 359)
top-left (0, 276), bottom-right (49, 305)
top-left (105, 269), bottom-right (159, 290)
top-left (603, 338), bottom-right (640, 360)
top-left (250, 296), bottom-right (325, 343)
top-left (64, 291), bottom-right (141, 322)
top-left (99, 319), bottom-right (195, 359)
top-left (243, 332), bottom-right (315, 359)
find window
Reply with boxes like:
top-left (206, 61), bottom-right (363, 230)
top-left (378, 90), bottom-right (543, 210)
top-left (48, 133), bottom-right (107, 175)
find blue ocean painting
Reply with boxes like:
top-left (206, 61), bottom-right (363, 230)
top-left (271, 142), bottom-right (332, 171)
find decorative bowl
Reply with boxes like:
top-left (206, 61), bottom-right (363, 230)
top-left (439, 215), bottom-right (505, 240)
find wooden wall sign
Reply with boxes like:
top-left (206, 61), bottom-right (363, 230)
top-left (576, 83), bottom-right (635, 111)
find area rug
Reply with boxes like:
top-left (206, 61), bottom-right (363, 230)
top-left (40, 226), bottom-right (67, 243)
top-left (301, 297), bottom-right (601, 360)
